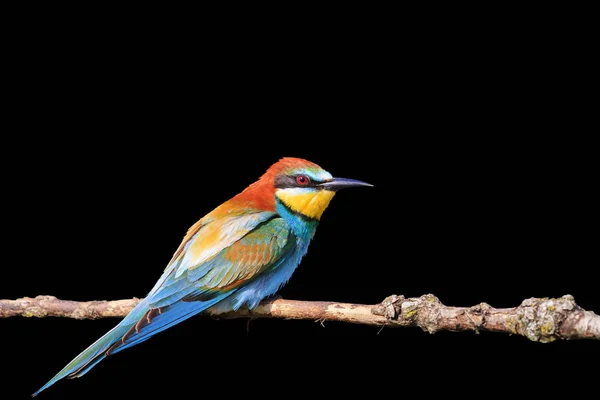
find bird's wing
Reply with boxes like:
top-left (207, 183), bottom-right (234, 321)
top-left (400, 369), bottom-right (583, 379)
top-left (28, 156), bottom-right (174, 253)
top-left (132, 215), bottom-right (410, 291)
top-left (148, 214), bottom-right (295, 307)
top-left (151, 209), bottom-right (277, 287)
top-left (104, 212), bottom-right (295, 355)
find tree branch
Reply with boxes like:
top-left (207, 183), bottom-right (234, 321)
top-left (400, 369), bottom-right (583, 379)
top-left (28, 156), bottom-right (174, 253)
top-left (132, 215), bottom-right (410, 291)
top-left (1, 294), bottom-right (598, 342)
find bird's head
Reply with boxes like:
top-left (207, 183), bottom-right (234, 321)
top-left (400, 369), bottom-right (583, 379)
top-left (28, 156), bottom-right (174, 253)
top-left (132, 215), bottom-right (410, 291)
top-left (262, 157), bottom-right (372, 220)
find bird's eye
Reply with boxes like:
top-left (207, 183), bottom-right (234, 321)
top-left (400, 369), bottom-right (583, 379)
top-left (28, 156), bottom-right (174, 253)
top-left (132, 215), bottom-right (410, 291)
top-left (296, 175), bottom-right (309, 185)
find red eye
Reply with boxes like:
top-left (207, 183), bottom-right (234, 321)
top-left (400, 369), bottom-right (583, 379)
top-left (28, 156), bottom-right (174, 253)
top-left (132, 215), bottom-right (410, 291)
top-left (296, 175), bottom-right (309, 185)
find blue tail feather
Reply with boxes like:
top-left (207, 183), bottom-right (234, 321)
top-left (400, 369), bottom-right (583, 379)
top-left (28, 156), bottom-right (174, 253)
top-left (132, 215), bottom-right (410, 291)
top-left (31, 299), bottom-right (150, 397)
top-left (32, 293), bottom-right (232, 397)
top-left (107, 293), bottom-right (231, 355)
top-left (67, 353), bottom-right (106, 379)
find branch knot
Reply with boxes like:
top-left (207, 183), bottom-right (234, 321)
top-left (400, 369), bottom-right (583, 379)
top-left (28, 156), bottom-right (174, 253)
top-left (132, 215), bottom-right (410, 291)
top-left (1, 294), bottom-right (598, 341)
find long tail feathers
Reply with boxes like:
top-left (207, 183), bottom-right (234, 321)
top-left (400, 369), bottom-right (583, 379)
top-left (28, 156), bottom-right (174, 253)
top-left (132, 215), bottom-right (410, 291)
top-left (32, 293), bottom-right (232, 397)
top-left (31, 299), bottom-right (150, 397)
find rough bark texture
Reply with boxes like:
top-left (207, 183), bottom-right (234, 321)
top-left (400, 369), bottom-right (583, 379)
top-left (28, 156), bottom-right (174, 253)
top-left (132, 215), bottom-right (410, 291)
top-left (1, 294), bottom-right (598, 342)
top-left (370, 294), bottom-right (600, 342)
top-left (0, 296), bottom-right (142, 320)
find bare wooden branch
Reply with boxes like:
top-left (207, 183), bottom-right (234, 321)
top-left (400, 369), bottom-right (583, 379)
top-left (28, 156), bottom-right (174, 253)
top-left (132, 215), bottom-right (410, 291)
top-left (370, 294), bottom-right (600, 342)
top-left (0, 296), bottom-right (142, 319)
top-left (1, 294), bottom-right (598, 342)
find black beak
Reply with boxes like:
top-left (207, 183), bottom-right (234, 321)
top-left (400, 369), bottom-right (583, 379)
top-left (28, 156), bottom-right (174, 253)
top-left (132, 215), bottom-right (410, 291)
top-left (319, 177), bottom-right (373, 191)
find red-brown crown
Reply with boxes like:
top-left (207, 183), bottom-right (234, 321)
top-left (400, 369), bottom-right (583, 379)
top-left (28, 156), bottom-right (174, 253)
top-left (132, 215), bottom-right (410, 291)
top-left (233, 157), bottom-right (324, 211)
top-left (262, 157), bottom-right (323, 178)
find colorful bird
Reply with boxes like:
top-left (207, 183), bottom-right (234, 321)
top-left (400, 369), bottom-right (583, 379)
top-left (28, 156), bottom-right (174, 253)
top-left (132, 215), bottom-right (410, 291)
top-left (33, 157), bottom-right (372, 396)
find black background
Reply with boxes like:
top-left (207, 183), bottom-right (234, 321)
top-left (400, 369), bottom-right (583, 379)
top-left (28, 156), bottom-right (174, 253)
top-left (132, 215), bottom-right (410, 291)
top-left (2, 12), bottom-right (598, 400)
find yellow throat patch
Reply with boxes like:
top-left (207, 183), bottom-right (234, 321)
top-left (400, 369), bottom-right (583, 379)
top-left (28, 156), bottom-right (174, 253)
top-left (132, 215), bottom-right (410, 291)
top-left (276, 189), bottom-right (336, 220)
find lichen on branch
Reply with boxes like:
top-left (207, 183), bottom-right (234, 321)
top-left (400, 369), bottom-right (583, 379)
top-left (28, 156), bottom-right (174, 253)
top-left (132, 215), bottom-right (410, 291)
top-left (1, 294), bottom-right (598, 342)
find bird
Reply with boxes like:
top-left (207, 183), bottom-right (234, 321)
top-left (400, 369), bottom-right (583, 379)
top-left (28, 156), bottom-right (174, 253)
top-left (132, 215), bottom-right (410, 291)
top-left (33, 157), bottom-right (372, 397)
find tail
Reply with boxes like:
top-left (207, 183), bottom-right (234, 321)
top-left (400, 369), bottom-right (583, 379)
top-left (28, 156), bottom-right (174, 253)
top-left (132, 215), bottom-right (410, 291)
top-left (32, 292), bottom-right (231, 397)
top-left (32, 299), bottom-right (150, 397)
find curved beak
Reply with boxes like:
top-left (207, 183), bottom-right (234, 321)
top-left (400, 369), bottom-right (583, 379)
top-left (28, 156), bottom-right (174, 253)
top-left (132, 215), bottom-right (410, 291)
top-left (319, 177), bottom-right (373, 191)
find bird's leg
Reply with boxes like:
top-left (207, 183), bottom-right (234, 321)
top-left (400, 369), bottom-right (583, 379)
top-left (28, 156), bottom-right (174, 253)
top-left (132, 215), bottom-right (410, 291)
top-left (246, 318), bottom-right (253, 336)
top-left (244, 305), bottom-right (259, 335)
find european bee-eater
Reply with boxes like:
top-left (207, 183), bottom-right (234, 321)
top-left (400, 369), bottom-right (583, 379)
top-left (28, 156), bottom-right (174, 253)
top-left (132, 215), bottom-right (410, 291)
top-left (33, 157), bottom-right (372, 396)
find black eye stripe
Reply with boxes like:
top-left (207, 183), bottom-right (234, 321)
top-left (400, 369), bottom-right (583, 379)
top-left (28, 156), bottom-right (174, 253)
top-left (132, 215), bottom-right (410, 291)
top-left (274, 174), bottom-right (321, 189)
